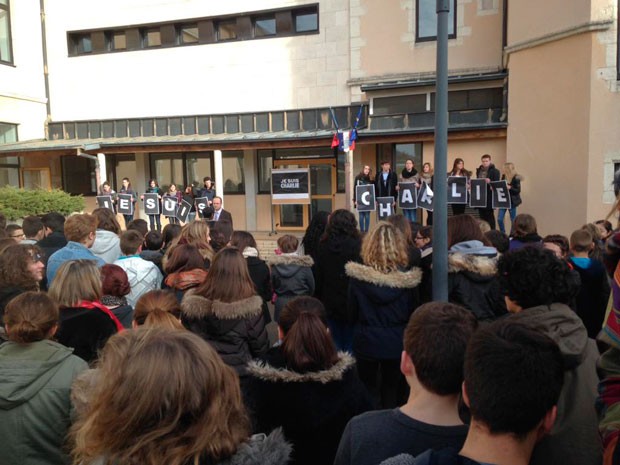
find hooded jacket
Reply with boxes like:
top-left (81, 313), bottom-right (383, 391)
top-left (346, 262), bottom-right (422, 360)
top-left (113, 255), bottom-right (163, 308)
top-left (509, 303), bottom-right (601, 465)
top-left (245, 347), bottom-right (373, 465)
top-left (181, 294), bottom-right (269, 375)
top-left (268, 254), bottom-right (315, 320)
top-left (448, 241), bottom-right (506, 321)
top-left (0, 340), bottom-right (88, 465)
top-left (91, 230), bottom-right (122, 263)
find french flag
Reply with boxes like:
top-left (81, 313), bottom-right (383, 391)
top-left (331, 129), bottom-right (357, 153)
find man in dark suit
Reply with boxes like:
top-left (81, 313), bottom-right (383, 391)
top-left (375, 161), bottom-right (398, 208)
top-left (476, 154), bottom-right (501, 230)
top-left (211, 196), bottom-right (233, 229)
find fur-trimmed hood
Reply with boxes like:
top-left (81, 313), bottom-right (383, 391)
top-left (267, 254), bottom-right (314, 268)
top-left (247, 351), bottom-right (356, 384)
top-left (345, 262), bottom-right (422, 288)
top-left (448, 252), bottom-right (497, 278)
top-left (181, 294), bottom-right (263, 320)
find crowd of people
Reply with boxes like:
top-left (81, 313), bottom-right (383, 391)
top-left (0, 172), bottom-right (619, 465)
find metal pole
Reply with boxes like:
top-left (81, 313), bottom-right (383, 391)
top-left (432, 0), bottom-right (450, 301)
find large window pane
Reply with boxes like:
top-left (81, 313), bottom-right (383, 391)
top-left (257, 150), bottom-right (273, 193)
top-left (186, 153), bottom-right (213, 189)
top-left (0, 122), bottom-right (17, 143)
top-left (75, 33), bottom-right (92, 54)
top-left (180, 24), bottom-right (199, 44)
top-left (143, 28), bottom-right (161, 47)
top-left (295, 11), bottom-right (318, 33)
top-left (223, 151), bottom-right (245, 194)
top-left (416, 0), bottom-right (456, 41)
top-left (62, 156), bottom-right (97, 195)
top-left (0, 167), bottom-right (18, 187)
top-left (254, 16), bottom-right (276, 37)
top-left (218, 20), bottom-right (237, 41)
top-left (152, 154), bottom-right (183, 192)
top-left (394, 143), bottom-right (423, 174)
top-left (112, 31), bottom-right (126, 50)
top-left (0, 1), bottom-right (11, 64)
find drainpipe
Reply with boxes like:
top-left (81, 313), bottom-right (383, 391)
top-left (39, 0), bottom-right (52, 135)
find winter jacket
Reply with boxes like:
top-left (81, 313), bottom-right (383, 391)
top-left (113, 255), bottom-right (163, 308)
top-left (508, 233), bottom-right (542, 251)
top-left (508, 303), bottom-right (601, 465)
top-left (56, 305), bottom-right (119, 364)
top-left (376, 170), bottom-right (399, 200)
top-left (139, 249), bottom-right (164, 274)
top-left (502, 174), bottom-right (522, 207)
top-left (315, 236), bottom-right (362, 322)
top-left (379, 448), bottom-right (481, 465)
top-left (37, 231), bottom-right (67, 264)
top-left (245, 347), bottom-right (374, 465)
top-left (181, 294), bottom-right (269, 375)
top-left (447, 241), bottom-right (506, 321)
top-left (91, 229), bottom-right (122, 263)
top-left (0, 285), bottom-right (34, 322)
top-left (164, 269), bottom-right (208, 302)
top-left (0, 340), bottom-right (88, 465)
top-left (268, 254), bottom-right (315, 321)
top-left (88, 428), bottom-right (292, 465)
top-left (346, 262), bottom-right (422, 360)
top-left (475, 163), bottom-right (500, 209)
top-left (353, 173), bottom-right (372, 202)
top-left (47, 241), bottom-right (106, 285)
top-left (243, 249), bottom-right (272, 323)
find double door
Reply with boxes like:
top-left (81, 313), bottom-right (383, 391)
top-left (274, 158), bottom-right (336, 231)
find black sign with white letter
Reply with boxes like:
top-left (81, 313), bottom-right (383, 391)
top-left (356, 184), bottom-right (376, 212)
top-left (162, 195), bottom-right (178, 218)
top-left (194, 197), bottom-right (209, 217)
top-left (398, 183), bottom-right (417, 210)
top-left (376, 197), bottom-right (394, 219)
top-left (117, 194), bottom-right (134, 215)
top-left (417, 181), bottom-right (434, 212)
top-left (96, 195), bottom-right (114, 212)
top-left (143, 193), bottom-right (160, 215)
top-left (491, 180), bottom-right (511, 209)
top-left (447, 177), bottom-right (467, 204)
top-left (176, 199), bottom-right (192, 223)
top-left (469, 179), bottom-right (488, 208)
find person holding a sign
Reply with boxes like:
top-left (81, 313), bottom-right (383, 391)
top-left (476, 154), bottom-right (501, 230)
top-left (182, 185), bottom-right (197, 222)
top-left (141, 179), bottom-right (164, 232)
top-left (399, 159), bottom-right (419, 223)
top-left (498, 163), bottom-right (522, 234)
top-left (198, 177), bottom-right (215, 205)
top-left (375, 161), bottom-right (398, 208)
top-left (354, 165), bottom-right (373, 232)
top-left (166, 183), bottom-right (183, 225)
top-left (119, 178), bottom-right (138, 228)
top-left (448, 158), bottom-right (471, 216)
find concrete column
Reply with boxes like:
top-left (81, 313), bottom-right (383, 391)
top-left (243, 149), bottom-right (257, 231)
top-left (134, 152), bottom-right (149, 220)
top-left (214, 149), bottom-right (224, 203)
top-left (97, 153), bottom-right (107, 184)
top-left (346, 150), bottom-right (354, 211)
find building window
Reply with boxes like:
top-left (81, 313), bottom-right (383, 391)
top-left (394, 144), bottom-right (423, 174)
top-left (416, 0), bottom-right (456, 42)
top-left (257, 150), bottom-right (273, 193)
top-left (217, 19), bottom-right (237, 41)
top-left (72, 33), bottom-right (92, 55)
top-left (0, 122), bottom-right (17, 143)
top-left (185, 153), bottom-right (213, 189)
top-left (179, 23), bottom-right (199, 44)
top-left (0, 123), bottom-right (18, 187)
top-left (254, 15), bottom-right (276, 37)
top-left (142, 28), bottom-right (161, 47)
top-left (223, 151), bottom-right (245, 194)
top-left (62, 156), bottom-right (97, 195)
top-left (294, 9), bottom-right (318, 33)
top-left (110, 31), bottom-right (126, 50)
top-left (0, 0), bottom-right (12, 64)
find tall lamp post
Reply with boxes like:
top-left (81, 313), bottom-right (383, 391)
top-left (432, 0), bottom-right (450, 301)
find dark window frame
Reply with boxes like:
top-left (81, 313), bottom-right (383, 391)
top-left (141, 27), bottom-right (162, 48)
top-left (257, 150), bottom-right (273, 194)
top-left (222, 150), bottom-right (246, 195)
top-left (293, 7), bottom-right (319, 33)
top-left (216, 18), bottom-right (238, 41)
top-left (415, 0), bottom-right (457, 43)
top-left (0, 0), bottom-right (13, 65)
top-left (178, 23), bottom-right (199, 44)
top-left (253, 14), bottom-right (277, 38)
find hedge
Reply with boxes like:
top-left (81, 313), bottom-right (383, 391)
top-left (0, 187), bottom-right (85, 220)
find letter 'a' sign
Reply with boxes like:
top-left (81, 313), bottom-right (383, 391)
top-left (398, 183), bottom-right (417, 210)
top-left (491, 180), bottom-right (511, 209)
top-left (447, 177), bottom-right (467, 205)
top-left (117, 194), bottom-right (134, 216)
top-left (377, 197), bottom-right (394, 219)
top-left (469, 179), bottom-right (488, 208)
top-left (356, 184), bottom-right (376, 212)
top-left (176, 199), bottom-right (192, 223)
top-left (143, 193), bottom-right (160, 215)
top-left (417, 181), bottom-right (434, 212)
top-left (271, 169), bottom-right (311, 205)
top-left (96, 195), bottom-right (114, 212)
top-left (162, 195), bottom-right (178, 218)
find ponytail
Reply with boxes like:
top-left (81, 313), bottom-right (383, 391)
top-left (133, 290), bottom-right (183, 330)
top-left (142, 309), bottom-right (184, 330)
top-left (280, 297), bottom-right (338, 373)
top-left (4, 292), bottom-right (58, 343)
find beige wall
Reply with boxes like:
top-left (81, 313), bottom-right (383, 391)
top-left (507, 34), bottom-right (593, 236)
top-left (420, 138), bottom-right (506, 174)
top-left (223, 195), bottom-right (247, 231)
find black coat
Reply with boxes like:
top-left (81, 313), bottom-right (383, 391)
top-left (244, 347), bottom-right (374, 465)
top-left (502, 174), bottom-right (522, 207)
top-left (476, 163), bottom-right (501, 208)
top-left (246, 255), bottom-right (272, 324)
top-left (569, 257), bottom-right (611, 339)
top-left (315, 236), bottom-right (362, 322)
top-left (181, 294), bottom-right (269, 375)
top-left (375, 171), bottom-right (398, 200)
top-left (56, 306), bottom-right (118, 364)
top-left (346, 262), bottom-right (422, 360)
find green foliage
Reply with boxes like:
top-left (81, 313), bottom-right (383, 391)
top-left (0, 187), bottom-right (84, 220)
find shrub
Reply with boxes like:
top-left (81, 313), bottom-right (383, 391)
top-left (0, 187), bottom-right (84, 220)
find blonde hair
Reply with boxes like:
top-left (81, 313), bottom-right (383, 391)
top-left (48, 260), bottom-right (102, 307)
top-left (361, 221), bottom-right (408, 272)
top-left (70, 328), bottom-right (250, 465)
top-left (134, 290), bottom-right (183, 330)
top-left (64, 214), bottom-right (97, 243)
top-left (502, 163), bottom-right (522, 182)
top-left (175, 221), bottom-right (214, 261)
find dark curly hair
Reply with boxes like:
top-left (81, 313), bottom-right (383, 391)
top-left (321, 209), bottom-right (360, 250)
top-left (0, 244), bottom-right (41, 290)
top-left (497, 247), bottom-right (579, 309)
top-left (301, 211), bottom-right (329, 261)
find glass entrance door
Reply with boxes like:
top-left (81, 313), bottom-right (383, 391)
top-left (274, 159), bottom-right (336, 231)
